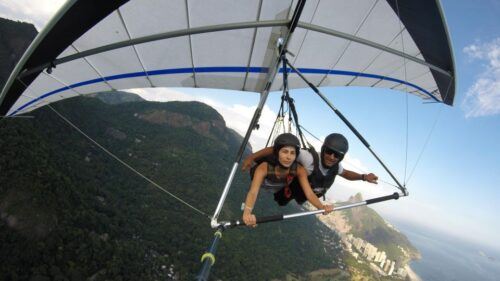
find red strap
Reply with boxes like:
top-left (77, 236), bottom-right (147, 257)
top-left (284, 186), bottom-right (292, 198)
top-left (284, 174), bottom-right (294, 198)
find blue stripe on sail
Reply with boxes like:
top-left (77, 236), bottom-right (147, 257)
top-left (9, 66), bottom-right (438, 116)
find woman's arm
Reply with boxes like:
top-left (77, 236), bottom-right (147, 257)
top-left (297, 166), bottom-right (333, 213)
top-left (242, 163), bottom-right (267, 226)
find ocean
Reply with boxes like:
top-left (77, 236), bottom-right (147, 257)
top-left (392, 221), bottom-right (500, 281)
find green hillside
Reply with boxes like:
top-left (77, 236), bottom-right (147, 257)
top-left (342, 194), bottom-right (419, 262)
top-left (0, 95), bottom-right (345, 280)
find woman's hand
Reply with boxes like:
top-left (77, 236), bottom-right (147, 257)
top-left (243, 212), bottom-right (257, 227)
top-left (322, 204), bottom-right (334, 215)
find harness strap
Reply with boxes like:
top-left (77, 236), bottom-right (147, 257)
top-left (308, 146), bottom-right (320, 175)
top-left (307, 147), bottom-right (330, 200)
top-left (267, 162), bottom-right (297, 182)
top-left (266, 162), bottom-right (297, 199)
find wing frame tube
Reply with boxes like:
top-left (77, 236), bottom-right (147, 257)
top-left (209, 0), bottom-right (306, 226)
top-left (0, 0), bottom-right (78, 109)
top-left (42, 19), bottom-right (450, 80)
top-left (202, 5), bottom-right (308, 281)
top-left (0, 0), bottom-right (130, 116)
top-left (196, 227), bottom-right (224, 281)
top-left (17, 20), bottom-right (290, 79)
top-left (297, 22), bottom-right (452, 78)
top-left (210, 87), bottom-right (274, 227)
top-left (219, 192), bottom-right (404, 228)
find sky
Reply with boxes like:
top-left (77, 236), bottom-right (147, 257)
top-left (1, 0), bottom-right (499, 252)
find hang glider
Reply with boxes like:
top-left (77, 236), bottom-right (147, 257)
top-left (0, 0), bottom-right (455, 117)
top-left (0, 1), bottom-right (456, 280)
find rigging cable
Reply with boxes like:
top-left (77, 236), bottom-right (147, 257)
top-left (405, 78), bottom-right (454, 184)
top-left (16, 77), bottom-right (211, 219)
top-left (395, 0), bottom-right (410, 187)
top-left (393, 1), bottom-right (454, 186)
top-left (48, 104), bottom-right (212, 219)
top-left (265, 93), bottom-right (288, 147)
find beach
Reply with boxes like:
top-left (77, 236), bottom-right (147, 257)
top-left (404, 265), bottom-right (422, 281)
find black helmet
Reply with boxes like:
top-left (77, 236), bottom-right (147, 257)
top-left (322, 133), bottom-right (348, 160)
top-left (273, 133), bottom-right (300, 157)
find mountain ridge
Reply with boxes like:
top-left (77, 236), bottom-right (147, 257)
top-left (0, 17), bottom-right (37, 89)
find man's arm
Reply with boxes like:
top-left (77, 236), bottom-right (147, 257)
top-left (241, 147), bottom-right (273, 171)
top-left (340, 169), bottom-right (378, 184)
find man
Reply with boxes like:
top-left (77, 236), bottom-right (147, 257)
top-left (242, 133), bottom-right (378, 205)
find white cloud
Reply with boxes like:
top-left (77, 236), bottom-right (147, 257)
top-left (204, 100), bottom-right (278, 150)
top-left (462, 38), bottom-right (500, 117)
top-left (128, 87), bottom-right (193, 103)
top-left (463, 43), bottom-right (483, 59)
top-left (0, 0), bottom-right (66, 30)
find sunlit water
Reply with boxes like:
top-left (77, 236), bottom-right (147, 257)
top-left (395, 222), bottom-right (500, 281)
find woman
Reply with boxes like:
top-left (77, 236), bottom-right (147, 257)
top-left (242, 133), bottom-right (333, 226)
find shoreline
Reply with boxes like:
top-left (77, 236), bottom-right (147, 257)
top-left (404, 265), bottom-right (422, 281)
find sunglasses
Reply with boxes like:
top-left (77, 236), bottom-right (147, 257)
top-left (324, 147), bottom-right (343, 159)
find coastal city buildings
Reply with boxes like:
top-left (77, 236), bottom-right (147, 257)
top-left (343, 233), bottom-right (407, 278)
top-left (306, 202), bottom-right (410, 279)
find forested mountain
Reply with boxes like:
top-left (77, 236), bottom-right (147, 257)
top-left (0, 94), bottom-right (345, 280)
top-left (0, 17), bottom-right (37, 88)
